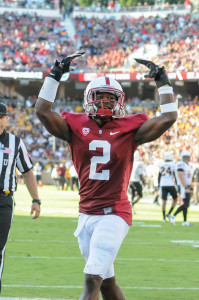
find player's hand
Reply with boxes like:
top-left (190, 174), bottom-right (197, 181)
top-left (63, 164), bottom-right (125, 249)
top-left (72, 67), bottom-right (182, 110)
top-left (134, 58), bottom-right (171, 88)
top-left (59, 51), bottom-right (85, 73)
top-left (48, 50), bottom-right (85, 82)
top-left (31, 202), bottom-right (41, 219)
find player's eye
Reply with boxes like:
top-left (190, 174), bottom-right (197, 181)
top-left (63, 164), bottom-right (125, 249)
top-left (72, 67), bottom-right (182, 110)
top-left (96, 95), bottom-right (104, 100)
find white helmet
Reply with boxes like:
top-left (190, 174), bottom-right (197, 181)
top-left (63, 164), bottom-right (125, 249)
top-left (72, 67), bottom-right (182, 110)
top-left (134, 150), bottom-right (141, 161)
top-left (181, 150), bottom-right (190, 161)
top-left (83, 76), bottom-right (125, 119)
top-left (164, 151), bottom-right (173, 161)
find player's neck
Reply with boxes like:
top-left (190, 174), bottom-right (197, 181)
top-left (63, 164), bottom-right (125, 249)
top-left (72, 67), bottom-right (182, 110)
top-left (0, 128), bottom-right (4, 135)
top-left (92, 117), bottom-right (112, 128)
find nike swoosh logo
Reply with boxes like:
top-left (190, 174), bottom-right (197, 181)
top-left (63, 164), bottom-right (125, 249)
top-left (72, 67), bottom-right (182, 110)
top-left (110, 131), bottom-right (120, 135)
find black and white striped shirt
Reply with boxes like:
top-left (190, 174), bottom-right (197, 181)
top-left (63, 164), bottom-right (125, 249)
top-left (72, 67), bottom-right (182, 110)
top-left (0, 130), bottom-right (33, 191)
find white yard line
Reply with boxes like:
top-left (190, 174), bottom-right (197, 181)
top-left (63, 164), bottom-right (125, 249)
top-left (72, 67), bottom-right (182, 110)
top-left (2, 285), bottom-right (199, 290)
top-left (8, 239), bottom-right (153, 245)
top-left (8, 238), bottom-right (199, 247)
top-left (7, 256), bottom-right (199, 262)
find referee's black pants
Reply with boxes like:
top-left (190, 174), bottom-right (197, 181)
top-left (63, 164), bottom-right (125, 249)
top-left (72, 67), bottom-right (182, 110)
top-left (0, 194), bottom-right (14, 293)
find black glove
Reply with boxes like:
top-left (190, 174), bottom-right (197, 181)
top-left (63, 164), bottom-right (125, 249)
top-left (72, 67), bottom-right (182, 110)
top-left (134, 58), bottom-right (171, 88)
top-left (48, 50), bottom-right (85, 82)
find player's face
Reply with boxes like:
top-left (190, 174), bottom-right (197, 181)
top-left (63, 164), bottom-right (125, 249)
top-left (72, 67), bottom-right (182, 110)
top-left (183, 156), bottom-right (190, 163)
top-left (94, 92), bottom-right (117, 109)
top-left (0, 115), bottom-right (8, 133)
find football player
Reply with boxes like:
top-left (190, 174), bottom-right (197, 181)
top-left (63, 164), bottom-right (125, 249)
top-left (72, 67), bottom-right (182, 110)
top-left (129, 150), bottom-right (146, 207)
top-left (36, 52), bottom-right (177, 300)
top-left (158, 151), bottom-right (178, 222)
top-left (170, 150), bottom-right (194, 226)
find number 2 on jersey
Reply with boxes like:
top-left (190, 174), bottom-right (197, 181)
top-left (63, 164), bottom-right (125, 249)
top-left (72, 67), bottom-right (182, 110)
top-left (89, 140), bottom-right (110, 180)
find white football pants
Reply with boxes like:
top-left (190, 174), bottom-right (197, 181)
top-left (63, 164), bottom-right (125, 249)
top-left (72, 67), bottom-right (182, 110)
top-left (74, 213), bottom-right (129, 279)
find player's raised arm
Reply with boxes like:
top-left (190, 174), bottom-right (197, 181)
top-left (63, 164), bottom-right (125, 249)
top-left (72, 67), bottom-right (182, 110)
top-left (134, 59), bottom-right (177, 146)
top-left (35, 51), bottom-right (85, 142)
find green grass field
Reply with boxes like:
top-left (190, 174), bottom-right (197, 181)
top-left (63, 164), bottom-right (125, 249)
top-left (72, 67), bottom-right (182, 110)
top-left (2, 184), bottom-right (199, 300)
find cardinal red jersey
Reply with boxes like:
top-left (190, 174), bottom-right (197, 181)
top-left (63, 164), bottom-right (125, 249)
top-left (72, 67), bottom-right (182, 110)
top-left (62, 112), bottom-right (148, 225)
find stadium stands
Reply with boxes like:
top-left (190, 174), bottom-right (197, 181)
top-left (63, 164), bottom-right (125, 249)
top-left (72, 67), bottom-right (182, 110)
top-left (0, 0), bottom-right (56, 9)
top-left (0, 10), bottom-right (198, 72)
top-left (0, 3), bottom-right (198, 168)
top-left (74, 13), bottom-right (198, 72)
top-left (0, 12), bottom-right (76, 71)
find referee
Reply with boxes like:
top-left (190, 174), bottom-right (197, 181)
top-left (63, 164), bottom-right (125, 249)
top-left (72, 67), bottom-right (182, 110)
top-left (0, 102), bottom-right (41, 293)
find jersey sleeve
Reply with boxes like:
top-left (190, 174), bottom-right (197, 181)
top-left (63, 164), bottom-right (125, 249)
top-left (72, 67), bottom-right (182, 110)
top-left (61, 111), bottom-right (88, 134)
top-left (61, 110), bottom-right (72, 123)
top-left (126, 113), bottom-right (149, 132)
top-left (176, 161), bottom-right (184, 171)
top-left (16, 139), bottom-right (33, 173)
top-left (135, 113), bottom-right (149, 128)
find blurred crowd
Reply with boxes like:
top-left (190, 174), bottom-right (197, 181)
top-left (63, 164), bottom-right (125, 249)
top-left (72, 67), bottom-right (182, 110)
top-left (130, 14), bottom-right (199, 72)
top-left (139, 102), bottom-right (199, 165)
top-left (0, 12), bottom-right (76, 72)
top-left (0, 11), bottom-right (198, 72)
top-left (74, 13), bottom-right (198, 72)
top-left (0, 0), bottom-right (56, 9)
top-left (0, 0), bottom-right (193, 11)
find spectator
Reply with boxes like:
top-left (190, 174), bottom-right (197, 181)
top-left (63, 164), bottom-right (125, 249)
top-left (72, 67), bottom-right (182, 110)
top-left (108, 0), bottom-right (114, 11)
top-left (57, 162), bottom-right (66, 190)
top-left (66, 2), bottom-right (73, 18)
top-left (114, 1), bottom-right (121, 12)
top-left (69, 164), bottom-right (79, 191)
top-left (33, 162), bottom-right (43, 186)
top-left (51, 163), bottom-right (59, 188)
top-left (129, 150), bottom-right (146, 207)
top-left (65, 161), bottom-right (72, 190)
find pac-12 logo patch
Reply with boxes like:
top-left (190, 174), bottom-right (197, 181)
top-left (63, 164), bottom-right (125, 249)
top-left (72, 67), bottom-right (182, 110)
top-left (82, 127), bottom-right (90, 136)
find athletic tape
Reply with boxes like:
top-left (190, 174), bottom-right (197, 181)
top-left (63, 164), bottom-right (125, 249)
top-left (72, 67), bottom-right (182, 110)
top-left (38, 77), bottom-right (59, 103)
top-left (160, 102), bottom-right (177, 113)
top-left (158, 86), bottom-right (174, 95)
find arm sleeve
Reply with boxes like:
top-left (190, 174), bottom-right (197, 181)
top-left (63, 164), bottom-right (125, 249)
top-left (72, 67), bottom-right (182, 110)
top-left (16, 139), bottom-right (33, 173)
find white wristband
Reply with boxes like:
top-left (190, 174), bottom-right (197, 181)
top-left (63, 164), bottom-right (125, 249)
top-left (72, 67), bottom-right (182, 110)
top-left (160, 102), bottom-right (177, 113)
top-left (38, 77), bottom-right (59, 103)
top-left (158, 86), bottom-right (173, 95)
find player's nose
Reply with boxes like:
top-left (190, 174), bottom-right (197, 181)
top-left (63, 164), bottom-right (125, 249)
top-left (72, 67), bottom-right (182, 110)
top-left (102, 100), bottom-right (110, 106)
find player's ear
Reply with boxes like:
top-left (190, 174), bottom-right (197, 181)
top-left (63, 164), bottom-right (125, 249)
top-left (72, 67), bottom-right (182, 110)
top-left (5, 115), bottom-right (9, 125)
